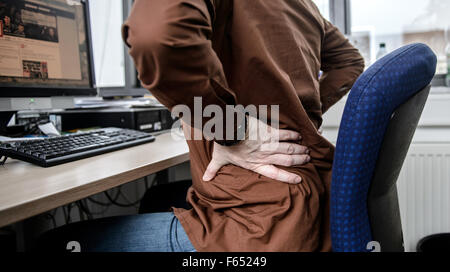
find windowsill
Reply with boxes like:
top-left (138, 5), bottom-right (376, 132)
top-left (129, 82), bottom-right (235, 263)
top-left (323, 86), bottom-right (450, 128)
top-left (429, 86), bottom-right (450, 94)
top-left (322, 86), bottom-right (450, 143)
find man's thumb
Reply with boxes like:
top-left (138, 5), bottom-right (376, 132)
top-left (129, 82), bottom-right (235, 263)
top-left (203, 160), bottom-right (223, 181)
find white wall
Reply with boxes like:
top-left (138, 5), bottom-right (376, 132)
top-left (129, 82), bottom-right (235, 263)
top-left (352, 0), bottom-right (450, 34)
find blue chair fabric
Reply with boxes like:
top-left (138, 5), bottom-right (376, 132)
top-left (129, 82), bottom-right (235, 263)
top-left (330, 43), bottom-right (437, 252)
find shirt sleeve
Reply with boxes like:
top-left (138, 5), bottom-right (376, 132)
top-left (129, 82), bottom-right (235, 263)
top-left (122, 0), bottom-right (241, 144)
top-left (319, 20), bottom-right (365, 114)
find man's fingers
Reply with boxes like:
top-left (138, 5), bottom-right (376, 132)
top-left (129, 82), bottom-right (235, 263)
top-left (260, 142), bottom-right (309, 155)
top-left (202, 159), bottom-right (225, 182)
top-left (272, 129), bottom-right (302, 142)
top-left (253, 165), bottom-right (302, 184)
top-left (262, 154), bottom-right (311, 167)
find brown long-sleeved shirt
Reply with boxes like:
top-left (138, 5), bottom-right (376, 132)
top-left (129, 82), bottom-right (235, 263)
top-left (122, 0), bottom-right (364, 252)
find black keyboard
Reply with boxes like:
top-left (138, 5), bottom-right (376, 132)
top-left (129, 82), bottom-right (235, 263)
top-left (0, 128), bottom-right (155, 167)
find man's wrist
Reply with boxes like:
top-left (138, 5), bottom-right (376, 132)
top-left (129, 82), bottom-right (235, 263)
top-left (216, 114), bottom-right (248, 146)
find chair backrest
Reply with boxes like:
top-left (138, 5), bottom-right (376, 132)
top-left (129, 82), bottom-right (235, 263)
top-left (330, 43), bottom-right (437, 252)
top-left (368, 84), bottom-right (431, 252)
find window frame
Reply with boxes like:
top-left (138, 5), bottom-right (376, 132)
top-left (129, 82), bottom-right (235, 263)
top-left (329, 0), bottom-right (351, 35)
top-left (94, 0), bottom-right (149, 97)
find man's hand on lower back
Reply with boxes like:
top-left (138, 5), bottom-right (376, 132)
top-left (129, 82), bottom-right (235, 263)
top-left (202, 116), bottom-right (310, 184)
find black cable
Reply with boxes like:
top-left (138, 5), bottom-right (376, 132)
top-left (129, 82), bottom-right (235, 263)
top-left (104, 189), bottom-right (139, 208)
top-left (121, 175), bottom-right (157, 207)
top-left (66, 204), bottom-right (72, 224)
top-left (81, 199), bottom-right (107, 218)
top-left (144, 174), bottom-right (158, 190)
top-left (85, 203), bottom-right (110, 217)
top-left (86, 199), bottom-right (110, 217)
top-left (86, 175), bottom-right (156, 209)
top-left (51, 208), bottom-right (58, 227)
top-left (65, 203), bottom-right (75, 224)
top-left (82, 199), bottom-right (99, 218)
top-left (117, 187), bottom-right (142, 208)
top-left (0, 156), bottom-right (7, 165)
top-left (45, 212), bottom-right (57, 228)
top-left (86, 197), bottom-right (111, 207)
top-left (76, 200), bottom-right (94, 220)
top-left (75, 201), bottom-right (85, 221)
top-left (144, 176), bottom-right (149, 190)
top-left (42, 175), bottom-right (157, 226)
top-left (105, 175), bottom-right (155, 208)
top-left (87, 187), bottom-right (121, 207)
top-left (62, 205), bottom-right (68, 224)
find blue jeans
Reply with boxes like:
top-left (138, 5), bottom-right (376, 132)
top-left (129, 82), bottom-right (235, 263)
top-left (39, 213), bottom-right (196, 252)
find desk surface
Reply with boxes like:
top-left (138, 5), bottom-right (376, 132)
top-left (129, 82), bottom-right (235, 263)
top-left (0, 132), bottom-right (189, 228)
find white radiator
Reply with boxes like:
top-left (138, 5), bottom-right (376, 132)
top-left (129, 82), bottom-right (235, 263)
top-left (397, 144), bottom-right (450, 252)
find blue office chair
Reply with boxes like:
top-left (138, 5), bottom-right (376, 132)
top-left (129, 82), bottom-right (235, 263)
top-left (330, 43), bottom-right (437, 252)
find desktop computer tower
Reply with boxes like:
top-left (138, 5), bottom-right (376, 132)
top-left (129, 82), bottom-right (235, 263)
top-left (51, 107), bottom-right (177, 134)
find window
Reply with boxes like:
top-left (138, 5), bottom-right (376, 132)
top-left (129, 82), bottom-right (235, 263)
top-left (349, 0), bottom-right (450, 74)
top-left (89, 0), bottom-right (125, 88)
top-left (92, 0), bottom-right (447, 90)
top-left (312, 0), bottom-right (330, 20)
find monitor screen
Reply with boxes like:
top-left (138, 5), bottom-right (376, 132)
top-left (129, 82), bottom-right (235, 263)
top-left (0, 0), bottom-right (94, 95)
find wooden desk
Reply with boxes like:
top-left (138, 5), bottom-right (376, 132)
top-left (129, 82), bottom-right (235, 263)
top-left (0, 132), bottom-right (189, 228)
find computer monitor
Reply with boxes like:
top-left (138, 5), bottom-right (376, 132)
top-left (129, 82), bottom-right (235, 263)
top-left (0, 0), bottom-right (96, 106)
